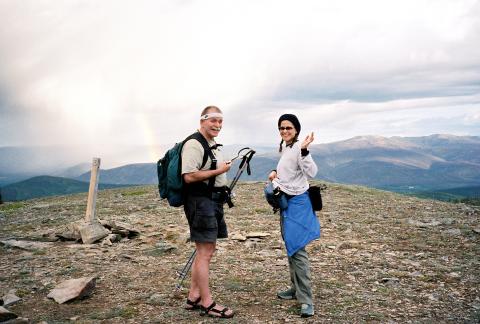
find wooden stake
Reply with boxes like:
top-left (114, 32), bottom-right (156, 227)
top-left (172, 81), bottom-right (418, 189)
top-left (85, 158), bottom-right (101, 224)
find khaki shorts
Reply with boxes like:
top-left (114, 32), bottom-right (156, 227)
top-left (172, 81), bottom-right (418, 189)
top-left (183, 195), bottom-right (228, 243)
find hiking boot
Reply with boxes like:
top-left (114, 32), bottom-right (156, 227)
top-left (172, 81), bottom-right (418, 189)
top-left (277, 287), bottom-right (296, 300)
top-left (300, 304), bottom-right (314, 317)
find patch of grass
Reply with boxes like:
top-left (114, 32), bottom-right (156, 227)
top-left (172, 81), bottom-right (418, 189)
top-left (225, 278), bottom-right (250, 292)
top-left (18, 268), bottom-right (31, 277)
top-left (57, 265), bottom-right (79, 275)
top-left (15, 288), bottom-right (30, 297)
top-left (325, 303), bottom-right (344, 316)
top-left (321, 279), bottom-right (345, 289)
top-left (286, 304), bottom-right (299, 315)
top-left (32, 249), bottom-right (47, 255)
top-left (145, 247), bottom-right (177, 257)
top-left (367, 311), bottom-right (386, 320)
top-left (116, 306), bottom-right (139, 319)
top-left (418, 274), bottom-right (438, 282)
top-left (254, 207), bottom-right (271, 214)
top-left (88, 311), bottom-right (108, 320)
top-left (122, 190), bottom-right (149, 196)
top-left (271, 299), bottom-right (283, 306)
top-left (341, 295), bottom-right (362, 307)
top-left (225, 257), bottom-right (239, 265)
top-left (21, 278), bottom-right (35, 285)
top-left (388, 270), bottom-right (410, 278)
top-left (88, 306), bottom-right (139, 320)
top-left (251, 266), bottom-right (264, 273)
top-left (376, 286), bottom-right (391, 295)
top-left (0, 202), bottom-right (24, 212)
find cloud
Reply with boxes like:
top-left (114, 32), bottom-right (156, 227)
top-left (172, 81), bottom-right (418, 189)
top-left (226, 94), bottom-right (480, 145)
top-left (0, 0), bottom-right (479, 153)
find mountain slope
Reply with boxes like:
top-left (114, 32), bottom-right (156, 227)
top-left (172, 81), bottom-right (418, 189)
top-left (0, 176), bottom-right (128, 201)
top-left (401, 134), bottom-right (480, 163)
top-left (76, 163), bottom-right (157, 185)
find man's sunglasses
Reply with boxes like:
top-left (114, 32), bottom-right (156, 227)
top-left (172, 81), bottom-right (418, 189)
top-left (278, 126), bottom-right (294, 131)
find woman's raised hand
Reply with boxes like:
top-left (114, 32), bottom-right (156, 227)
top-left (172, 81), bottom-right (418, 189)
top-left (301, 132), bottom-right (315, 149)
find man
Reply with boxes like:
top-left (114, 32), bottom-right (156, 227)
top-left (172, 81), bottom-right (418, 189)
top-left (181, 106), bottom-right (234, 318)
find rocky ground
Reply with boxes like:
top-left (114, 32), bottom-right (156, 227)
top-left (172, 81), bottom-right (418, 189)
top-left (0, 182), bottom-right (479, 323)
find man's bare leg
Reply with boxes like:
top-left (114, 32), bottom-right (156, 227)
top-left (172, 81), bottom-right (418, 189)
top-left (193, 242), bottom-right (233, 317)
top-left (186, 256), bottom-right (201, 307)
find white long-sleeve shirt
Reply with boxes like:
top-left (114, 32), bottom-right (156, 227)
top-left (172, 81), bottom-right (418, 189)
top-left (272, 141), bottom-right (318, 195)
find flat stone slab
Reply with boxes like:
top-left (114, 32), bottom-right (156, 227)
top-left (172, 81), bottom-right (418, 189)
top-left (1, 317), bottom-right (29, 324)
top-left (47, 277), bottom-right (96, 304)
top-left (100, 220), bottom-right (140, 236)
top-left (231, 233), bottom-right (247, 241)
top-left (246, 232), bottom-right (271, 238)
top-left (407, 219), bottom-right (441, 227)
top-left (2, 290), bottom-right (21, 307)
top-left (0, 306), bottom-right (18, 322)
top-left (0, 239), bottom-right (53, 251)
top-left (79, 222), bottom-right (110, 244)
top-left (56, 222), bottom-right (83, 241)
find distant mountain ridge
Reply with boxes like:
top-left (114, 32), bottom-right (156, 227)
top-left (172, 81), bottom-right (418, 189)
top-left (2, 134), bottom-right (479, 201)
top-left (73, 134), bottom-right (480, 192)
top-left (311, 134), bottom-right (480, 191)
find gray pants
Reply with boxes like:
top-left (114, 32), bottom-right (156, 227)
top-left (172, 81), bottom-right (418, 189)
top-left (288, 247), bottom-right (313, 305)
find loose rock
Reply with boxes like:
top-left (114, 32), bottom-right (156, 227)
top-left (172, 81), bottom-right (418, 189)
top-left (1, 290), bottom-right (21, 307)
top-left (246, 232), bottom-right (271, 239)
top-left (231, 233), bottom-right (247, 241)
top-left (47, 277), bottom-right (96, 304)
top-left (0, 306), bottom-right (17, 322)
top-left (0, 240), bottom-right (53, 251)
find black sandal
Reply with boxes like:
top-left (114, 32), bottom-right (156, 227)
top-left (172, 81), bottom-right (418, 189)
top-left (185, 296), bottom-right (201, 310)
top-left (200, 301), bottom-right (234, 318)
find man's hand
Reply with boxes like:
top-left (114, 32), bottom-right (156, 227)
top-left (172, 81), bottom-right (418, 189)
top-left (183, 160), bottom-right (232, 184)
top-left (219, 160), bottom-right (232, 174)
top-left (268, 170), bottom-right (277, 181)
top-left (301, 132), bottom-right (315, 149)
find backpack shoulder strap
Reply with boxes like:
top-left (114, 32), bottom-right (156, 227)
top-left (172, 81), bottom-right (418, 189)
top-left (185, 132), bottom-right (217, 191)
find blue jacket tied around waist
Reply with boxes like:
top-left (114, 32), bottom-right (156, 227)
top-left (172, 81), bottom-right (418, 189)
top-left (282, 191), bottom-right (321, 256)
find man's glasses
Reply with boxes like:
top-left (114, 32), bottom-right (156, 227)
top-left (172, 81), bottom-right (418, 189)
top-left (278, 126), bottom-right (294, 131)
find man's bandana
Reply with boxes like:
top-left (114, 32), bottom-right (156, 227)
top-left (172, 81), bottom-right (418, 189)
top-left (200, 112), bottom-right (223, 120)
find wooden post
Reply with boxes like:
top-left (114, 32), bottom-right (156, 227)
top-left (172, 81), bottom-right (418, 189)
top-left (85, 158), bottom-right (101, 223)
top-left (79, 157), bottom-right (109, 244)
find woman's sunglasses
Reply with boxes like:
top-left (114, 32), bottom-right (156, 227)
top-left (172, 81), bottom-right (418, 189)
top-left (278, 126), bottom-right (294, 131)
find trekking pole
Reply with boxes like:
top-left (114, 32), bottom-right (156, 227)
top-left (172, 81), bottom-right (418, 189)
top-left (175, 249), bottom-right (197, 291)
top-left (223, 148), bottom-right (255, 208)
top-left (229, 148), bottom-right (255, 192)
top-left (174, 148), bottom-right (255, 290)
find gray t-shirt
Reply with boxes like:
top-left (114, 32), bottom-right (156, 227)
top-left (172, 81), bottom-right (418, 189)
top-left (181, 136), bottom-right (228, 187)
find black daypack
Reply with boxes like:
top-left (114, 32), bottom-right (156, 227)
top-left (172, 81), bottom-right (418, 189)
top-left (157, 132), bottom-right (216, 207)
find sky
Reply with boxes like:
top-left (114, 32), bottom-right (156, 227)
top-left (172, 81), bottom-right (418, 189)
top-left (1, 0), bottom-right (479, 165)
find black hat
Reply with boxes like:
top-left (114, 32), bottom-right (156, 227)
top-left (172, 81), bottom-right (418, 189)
top-left (278, 114), bottom-right (301, 134)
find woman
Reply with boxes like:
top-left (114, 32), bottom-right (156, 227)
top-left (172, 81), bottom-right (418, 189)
top-left (268, 114), bottom-right (320, 318)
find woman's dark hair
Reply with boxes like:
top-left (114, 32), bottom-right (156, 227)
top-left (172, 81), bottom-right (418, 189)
top-left (278, 114), bottom-right (301, 152)
top-left (279, 135), bottom-right (298, 152)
